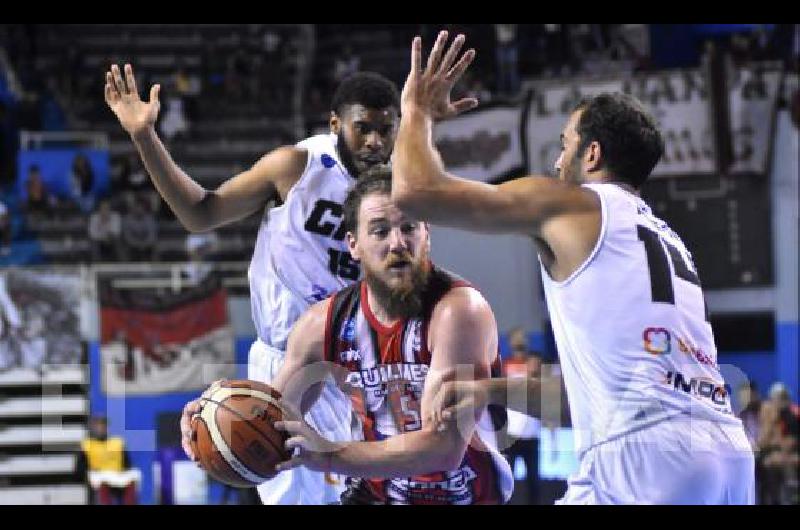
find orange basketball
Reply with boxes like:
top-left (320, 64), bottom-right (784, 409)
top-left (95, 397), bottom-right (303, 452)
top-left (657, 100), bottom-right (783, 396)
top-left (189, 380), bottom-right (290, 488)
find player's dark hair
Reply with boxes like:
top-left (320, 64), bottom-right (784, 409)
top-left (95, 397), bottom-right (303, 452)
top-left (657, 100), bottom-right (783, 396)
top-left (331, 72), bottom-right (400, 116)
top-left (573, 93), bottom-right (664, 189)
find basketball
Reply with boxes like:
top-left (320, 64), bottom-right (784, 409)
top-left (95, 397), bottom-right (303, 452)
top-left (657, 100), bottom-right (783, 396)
top-left (189, 380), bottom-right (291, 488)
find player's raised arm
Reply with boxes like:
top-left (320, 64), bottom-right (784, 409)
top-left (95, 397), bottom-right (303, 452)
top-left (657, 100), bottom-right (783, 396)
top-left (105, 63), bottom-right (303, 232)
top-left (392, 33), bottom-right (598, 237)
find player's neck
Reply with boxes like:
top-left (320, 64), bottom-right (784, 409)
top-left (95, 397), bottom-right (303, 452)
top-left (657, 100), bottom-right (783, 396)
top-left (606, 179), bottom-right (640, 196)
top-left (364, 285), bottom-right (402, 327)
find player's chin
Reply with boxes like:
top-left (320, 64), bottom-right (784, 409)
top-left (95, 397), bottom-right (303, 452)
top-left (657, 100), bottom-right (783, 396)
top-left (353, 159), bottom-right (374, 174)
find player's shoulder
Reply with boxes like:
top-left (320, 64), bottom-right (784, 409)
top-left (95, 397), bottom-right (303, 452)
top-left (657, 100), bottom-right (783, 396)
top-left (249, 144), bottom-right (310, 182)
top-left (432, 282), bottom-right (493, 328)
top-left (295, 133), bottom-right (339, 165)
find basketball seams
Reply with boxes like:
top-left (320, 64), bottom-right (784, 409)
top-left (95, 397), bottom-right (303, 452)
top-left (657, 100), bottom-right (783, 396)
top-left (201, 395), bottom-right (288, 462)
top-left (192, 416), bottom-right (253, 488)
top-left (200, 399), bottom-right (272, 485)
top-left (204, 387), bottom-right (289, 454)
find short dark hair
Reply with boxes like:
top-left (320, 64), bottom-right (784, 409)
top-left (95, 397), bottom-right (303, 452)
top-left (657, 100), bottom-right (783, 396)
top-left (331, 72), bottom-right (400, 116)
top-left (343, 164), bottom-right (392, 234)
top-left (574, 93), bottom-right (664, 189)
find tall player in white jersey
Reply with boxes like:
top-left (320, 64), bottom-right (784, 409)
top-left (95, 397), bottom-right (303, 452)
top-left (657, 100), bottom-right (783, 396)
top-left (104, 62), bottom-right (476, 504)
top-left (391, 32), bottom-right (755, 504)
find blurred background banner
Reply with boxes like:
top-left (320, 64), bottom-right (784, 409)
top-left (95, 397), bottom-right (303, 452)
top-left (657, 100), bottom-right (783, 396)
top-left (98, 274), bottom-right (234, 395)
top-left (0, 267), bottom-right (83, 371)
top-left (525, 70), bottom-right (715, 177)
top-left (524, 67), bottom-right (783, 178)
top-left (433, 104), bottom-right (526, 183)
top-left (727, 68), bottom-right (783, 174)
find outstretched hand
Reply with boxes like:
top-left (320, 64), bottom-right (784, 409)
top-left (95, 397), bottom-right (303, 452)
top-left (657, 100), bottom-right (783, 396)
top-left (401, 31), bottom-right (479, 121)
top-left (104, 63), bottom-right (161, 137)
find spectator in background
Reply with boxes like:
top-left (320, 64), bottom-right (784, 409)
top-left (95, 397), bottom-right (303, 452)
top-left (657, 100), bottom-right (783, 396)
top-left (758, 383), bottom-right (800, 504)
top-left (78, 415), bottom-right (139, 505)
top-left (737, 381), bottom-right (765, 503)
top-left (738, 381), bottom-right (763, 450)
top-left (117, 153), bottom-right (157, 211)
top-left (69, 153), bottom-right (95, 214)
top-left (502, 327), bottom-right (543, 504)
top-left (173, 63), bottom-right (201, 122)
top-left (159, 94), bottom-right (189, 142)
top-left (88, 199), bottom-right (122, 263)
top-left (23, 165), bottom-right (56, 223)
top-left (0, 199), bottom-right (11, 255)
top-left (494, 24), bottom-right (520, 96)
top-left (121, 198), bottom-right (157, 262)
top-left (225, 37), bottom-right (249, 100)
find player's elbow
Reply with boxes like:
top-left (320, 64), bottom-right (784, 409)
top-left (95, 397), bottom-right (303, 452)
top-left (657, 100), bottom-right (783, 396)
top-left (182, 195), bottom-right (219, 233)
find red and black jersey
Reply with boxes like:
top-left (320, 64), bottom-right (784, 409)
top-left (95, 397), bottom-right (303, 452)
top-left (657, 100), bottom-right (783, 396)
top-left (324, 264), bottom-right (513, 504)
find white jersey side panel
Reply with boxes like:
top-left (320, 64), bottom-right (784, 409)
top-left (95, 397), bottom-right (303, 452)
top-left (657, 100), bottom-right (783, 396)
top-left (541, 183), bottom-right (742, 457)
top-left (248, 133), bottom-right (358, 350)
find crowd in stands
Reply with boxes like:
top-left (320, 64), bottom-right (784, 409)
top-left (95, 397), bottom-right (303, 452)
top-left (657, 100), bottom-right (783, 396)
top-left (737, 381), bottom-right (800, 504)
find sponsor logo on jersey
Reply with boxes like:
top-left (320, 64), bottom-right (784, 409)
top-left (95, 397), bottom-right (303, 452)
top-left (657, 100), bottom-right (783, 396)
top-left (340, 348), bottom-right (361, 364)
top-left (675, 334), bottom-right (717, 367)
top-left (664, 370), bottom-right (732, 409)
top-left (644, 327), bottom-right (671, 354)
top-left (345, 363), bottom-right (429, 389)
top-left (643, 327), bottom-right (717, 367)
top-left (341, 318), bottom-right (356, 342)
top-left (320, 153), bottom-right (336, 168)
top-left (386, 465), bottom-right (478, 502)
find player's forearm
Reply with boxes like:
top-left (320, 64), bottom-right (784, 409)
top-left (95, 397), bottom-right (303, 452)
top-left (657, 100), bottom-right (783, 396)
top-left (392, 107), bottom-right (450, 216)
top-left (130, 127), bottom-right (212, 232)
top-left (483, 377), bottom-right (559, 419)
top-left (329, 426), bottom-right (466, 478)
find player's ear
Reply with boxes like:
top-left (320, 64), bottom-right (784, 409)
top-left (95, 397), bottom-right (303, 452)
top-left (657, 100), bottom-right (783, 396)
top-left (585, 140), bottom-right (603, 172)
top-left (347, 231), bottom-right (360, 260)
top-left (329, 111), bottom-right (340, 135)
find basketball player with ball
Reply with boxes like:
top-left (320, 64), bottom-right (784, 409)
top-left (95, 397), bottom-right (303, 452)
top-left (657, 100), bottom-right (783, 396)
top-left (106, 63), bottom-right (467, 505)
top-left (105, 44), bottom-right (481, 502)
top-left (193, 167), bottom-right (513, 504)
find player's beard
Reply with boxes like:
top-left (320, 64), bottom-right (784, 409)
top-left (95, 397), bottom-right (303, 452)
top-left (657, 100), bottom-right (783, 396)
top-left (337, 131), bottom-right (386, 178)
top-left (363, 254), bottom-right (431, 320)
top-left (337, 130), bottom-right (361, 178)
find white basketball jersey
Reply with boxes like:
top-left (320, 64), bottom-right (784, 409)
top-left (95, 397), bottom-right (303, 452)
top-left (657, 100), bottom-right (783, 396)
top-left (541, 183), bottom-right (742, 457)
top-left (248, 133), bottom-right (359, 350)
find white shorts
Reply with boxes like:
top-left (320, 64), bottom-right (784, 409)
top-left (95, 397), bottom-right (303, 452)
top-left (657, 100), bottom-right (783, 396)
top-left (557, 415), bottom-right (755, 505)
top-left (248, 339), bottom-right (352, 505)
